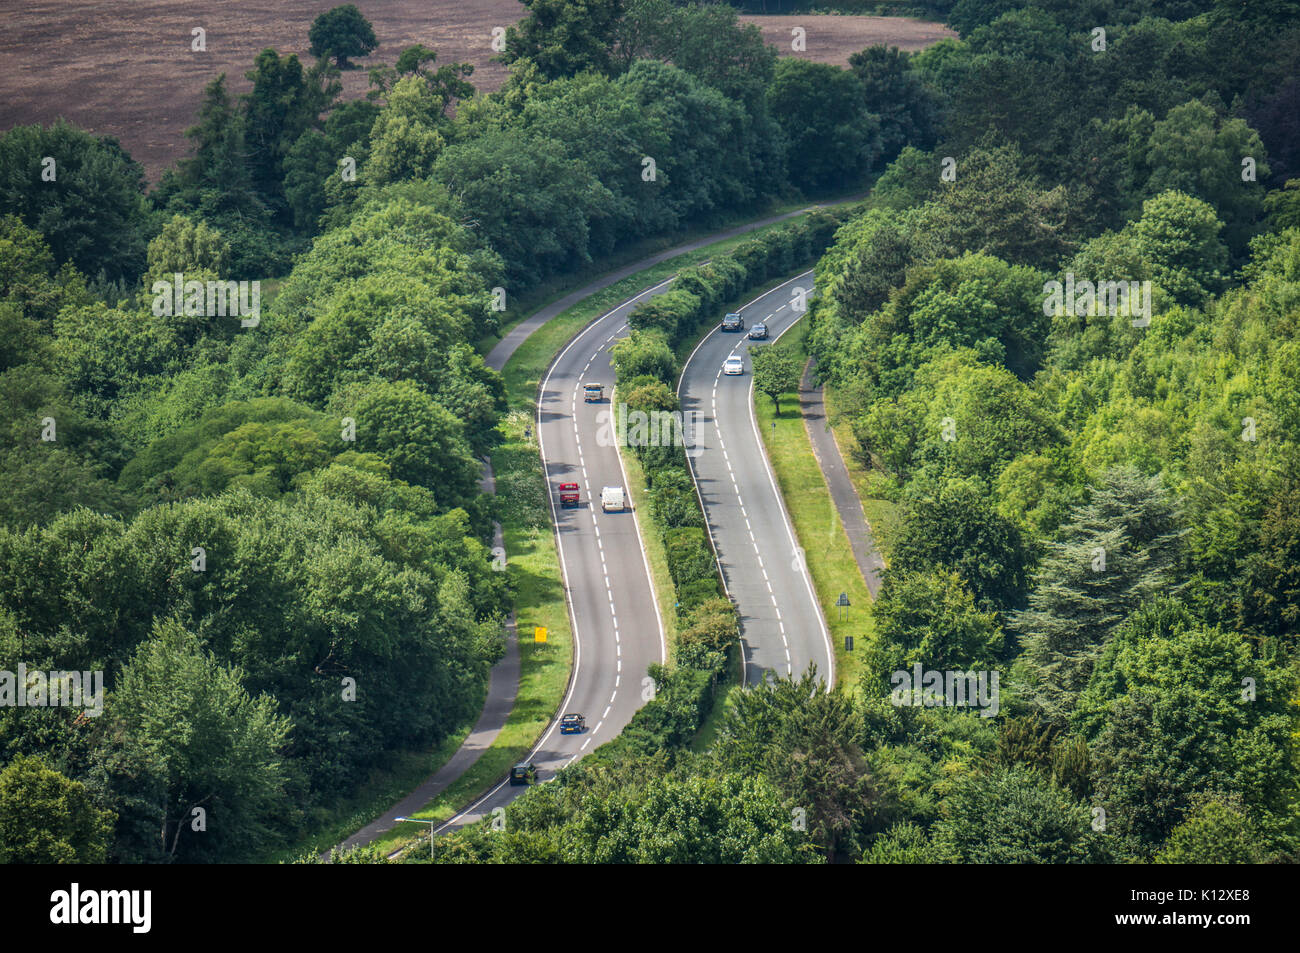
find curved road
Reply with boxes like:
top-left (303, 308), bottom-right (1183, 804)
top-left (343, 202), bottom-right (861, 854)
top-left (679, 272), bottom-right (835, 687)
top-left (428, 280), bottom-right (679, 835)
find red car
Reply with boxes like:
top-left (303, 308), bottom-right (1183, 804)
top-left (558, 482), bottom-right (580, 507)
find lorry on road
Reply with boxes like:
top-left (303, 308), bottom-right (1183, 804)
top-left (583, 382), bottom-right (604, 402)
top-left (600, 486), bottom-right (626, 512)
top-left (558, 482), bottom-right (580, 507)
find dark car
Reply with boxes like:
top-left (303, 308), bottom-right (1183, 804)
top-left (747, 323), bottom-right (768, 340)
top-left (509, 761), bottom-right (536, 786)
top-left (560, 713), bottom-right (586, 734)
top-left (721, 312), bottom-right (744, 331)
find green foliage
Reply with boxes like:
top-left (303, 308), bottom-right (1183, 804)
top-left (1012, 468), bottom-right (1184, 724)
top-left (863, 568), bottom-right (1003, 694)
top-left (0, 121), bottom-right (149, 283)
top-left (1077, 603), bottom-right (1300, 857)
top-left (892, 477), bottom-right (1033, 612)
top-left (308, 4), bottom-right (378, 68)
top-left (0, 755), bottom-right (114, 863)
top-left (750, 343), bottom-right (802, 413)
top-left (931, 766), bottom-right (1109, 863)
top-left (768, 59), bottom-right (880, 192)
top-left (611, 329), bottom-right (675, 383)
top-left (1153, 798), bottom-right (1266, 864)
top-left (95, 618), bottom-right (292, 862)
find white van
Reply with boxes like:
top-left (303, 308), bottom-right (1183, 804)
top-left (600, 486), bottom-right (626, 512)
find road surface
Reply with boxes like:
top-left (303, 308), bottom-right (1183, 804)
top-left (678, 272), bottom-right (836, 687)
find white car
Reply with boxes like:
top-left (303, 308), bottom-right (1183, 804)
top-left (723, 354), bottom-right (744, 376)
top-left (600, 485), bottom-right (626, 512)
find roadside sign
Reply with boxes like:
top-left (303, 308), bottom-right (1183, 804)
top-left (534, 626), bottom-right (547, 644)
top-left (845, 635), bottom-right (854, 652)
top-left (836, 592), bottom-right (850, 606)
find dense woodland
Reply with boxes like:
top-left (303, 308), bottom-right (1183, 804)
top-left (0, 0), bottom-right (900, 863)
top-left (1, 0), bottom-right (1298, 863)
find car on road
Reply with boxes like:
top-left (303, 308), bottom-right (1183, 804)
top-left (560, 713), bottom-right (586, 734)
top-left (747, 322), bottom-right (768, 339)
top-left (557, 482), bottom-right (580, 507)
top-left (509, 762), bottom-right (536, 786)
top-left (723, 354), bottom-right (744, 375)
top-left (583, 382), bottom-right (604, 402)
top-left (721, 312), bottom-right (744, 331)
top-left (600, 485), bottom-right (626, 512)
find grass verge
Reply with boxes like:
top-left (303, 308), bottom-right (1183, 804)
top-left (753, 317), bottom-right (875, 690)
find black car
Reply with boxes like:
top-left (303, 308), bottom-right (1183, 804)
top-left (747, 323), bottom-right (768, 339)
top-left (721, 312), bottom-right (744, 331)
top-left (509, 761), bottom-right (536, 786)
top-left (560, 713), bottom-right (586, 734)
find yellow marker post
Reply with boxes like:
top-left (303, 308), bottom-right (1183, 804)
top-left (534, 626), bottom-right (547, 644)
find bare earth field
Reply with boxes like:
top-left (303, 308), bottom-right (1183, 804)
top-left (0, 0), bottom-right (953, 183)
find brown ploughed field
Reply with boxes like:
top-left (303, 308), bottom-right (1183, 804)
top-left (0, 0), bottom-right (954, 182)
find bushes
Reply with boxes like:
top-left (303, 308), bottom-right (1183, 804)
top-left (611, 329), bottom-right (675, 381)
top-left (664, 527), bottom-right (715, 589)
top-left (629, 289), bottom-right (700, 341)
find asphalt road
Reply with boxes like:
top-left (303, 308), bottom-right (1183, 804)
top-left (428, 279), bottom-right (677, 835)
top-left (678, 272), bottom-right (835, 688)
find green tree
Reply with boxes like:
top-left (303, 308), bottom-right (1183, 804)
top-left (611, 330), bottom-right (675, 383)
top-left (0, 121), bottom-right (148, 283)
top-left (892, 477), bottom-right (1033, 612)
top-left (308, 4), bottom-right (379, 68)
top-left (848, 46), bottom-right (939, 162)
top-left (364, 76), bottom-right (449, 186)
top-left (932, 766), bottom-right (1108, 864)
top-left (767, 59), bottom-right (879, 192)
top-left (502, 0), bottom-right (625, 81)
top-left (718, 672), bottom-right (877, 862)
top-left (94, 618), bottom-right (292, 862)
top-left (1130, 190), bottom-right (1229, 306)
top-left (865, 568), bottom-right (1003, 691)
top-left (1154, 799), bottom-right (1266, 864)
top-left (749, 344), bottom-right (802, 414)
top-left (570, 773), bottom-right (812, 864)
top-left (1145, 99), bottom-right (1270, 256)
top-left (1013, 467), bottom-right (1184, 723)
top-left (1081, 611), bottom-right (1299, 855)
top-left (0, 755), bottom-right (114, 863)
top-left (346, 379), bottom-right (480, 505)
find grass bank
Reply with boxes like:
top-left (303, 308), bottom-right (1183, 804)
top-left (753, 317), bottom-right (875, 690)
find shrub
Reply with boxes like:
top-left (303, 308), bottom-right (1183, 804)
top-left (664, 526), bottom-right (715, 587)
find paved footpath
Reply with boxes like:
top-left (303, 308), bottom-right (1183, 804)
top-left (798, 359), bottom-right (885, 598)
top-left (334, 203), bottom-right (847, 854)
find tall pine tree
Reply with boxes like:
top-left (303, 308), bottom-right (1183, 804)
top-left (1013, 467), bottom-right (1183, 723)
